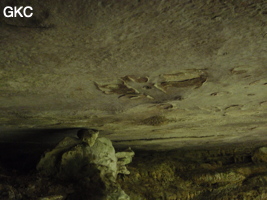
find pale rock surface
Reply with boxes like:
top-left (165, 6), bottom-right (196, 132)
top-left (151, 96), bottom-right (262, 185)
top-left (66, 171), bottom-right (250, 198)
top-left (37, 130), bottom-right (134, 200)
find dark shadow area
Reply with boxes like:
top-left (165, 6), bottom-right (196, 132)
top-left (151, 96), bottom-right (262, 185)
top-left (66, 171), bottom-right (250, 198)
top-left (0, 128), bottom-right (80, 172)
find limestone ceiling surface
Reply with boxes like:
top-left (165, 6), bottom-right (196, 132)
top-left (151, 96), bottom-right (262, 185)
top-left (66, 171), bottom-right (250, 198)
top-left (0, 0), bottom-right (267, 150)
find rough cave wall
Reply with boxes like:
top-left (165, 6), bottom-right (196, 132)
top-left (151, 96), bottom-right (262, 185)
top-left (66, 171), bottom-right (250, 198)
top-left (1, 0), bottom-right (267, 149)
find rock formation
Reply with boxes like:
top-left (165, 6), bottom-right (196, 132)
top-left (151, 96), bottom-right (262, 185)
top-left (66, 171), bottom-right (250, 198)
top-left (37, 129), bottom-right (134, 200)
top-left (0, 0), bottom-right (267, 199)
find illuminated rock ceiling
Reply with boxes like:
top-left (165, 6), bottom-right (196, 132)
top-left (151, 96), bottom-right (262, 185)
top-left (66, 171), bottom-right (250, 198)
top-left (0, 0), bottom-right (267, 149)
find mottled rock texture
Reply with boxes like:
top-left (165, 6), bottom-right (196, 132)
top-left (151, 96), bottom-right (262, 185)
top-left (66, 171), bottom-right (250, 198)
top-left (118, 146), bottom-right (267, 200)
top-left (0, 146), bottom-right (267, 200)
top-left (0, 0), bottom-right (267, 149)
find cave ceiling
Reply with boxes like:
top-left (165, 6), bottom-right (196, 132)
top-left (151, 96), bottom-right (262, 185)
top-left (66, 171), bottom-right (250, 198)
top-left (0, 0), bottom-right (267, 150)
